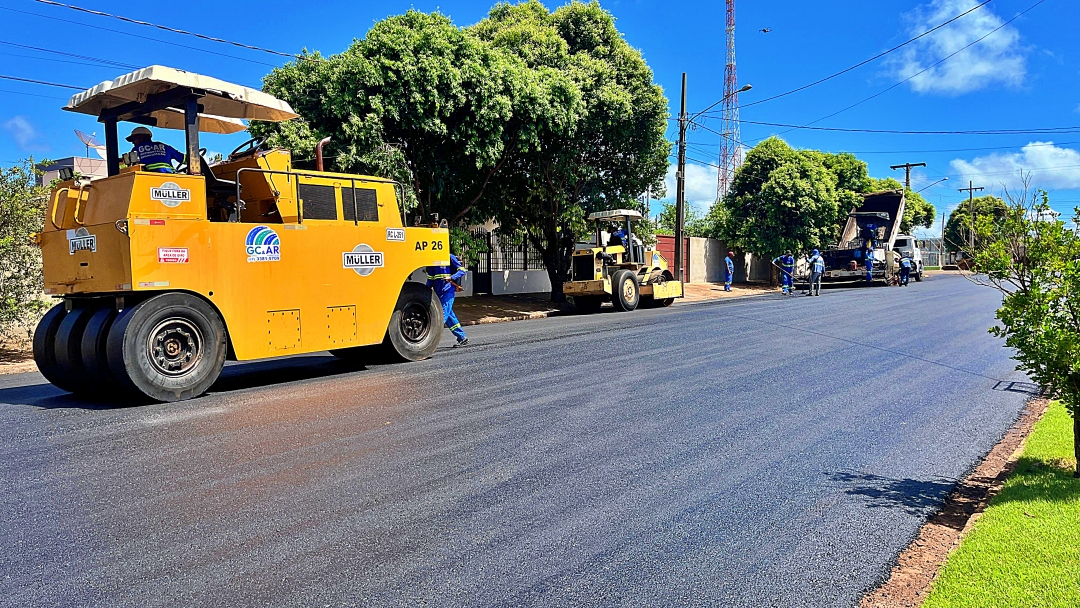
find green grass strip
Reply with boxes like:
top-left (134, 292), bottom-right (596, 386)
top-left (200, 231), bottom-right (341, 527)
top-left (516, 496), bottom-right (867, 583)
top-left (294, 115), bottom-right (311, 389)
top-left (924, 402), bottom-right (1080, 608)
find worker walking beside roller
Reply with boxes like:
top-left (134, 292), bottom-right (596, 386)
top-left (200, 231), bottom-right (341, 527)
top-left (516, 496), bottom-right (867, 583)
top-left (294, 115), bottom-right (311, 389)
top-left (724, 251), bottom-right (735, 292)
top-left (864, 246), bottom-right (875, 283)
top-left (428, 253), bottom-right (469, 347)
top-left (807, 249), bottom-right (825, 296)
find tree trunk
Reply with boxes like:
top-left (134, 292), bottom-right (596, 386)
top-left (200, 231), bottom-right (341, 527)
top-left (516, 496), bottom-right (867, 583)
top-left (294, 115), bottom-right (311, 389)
top-left (536, 230), bottom-right (572, 303)
top-left (1074, 414), bottom-right (1079, 478)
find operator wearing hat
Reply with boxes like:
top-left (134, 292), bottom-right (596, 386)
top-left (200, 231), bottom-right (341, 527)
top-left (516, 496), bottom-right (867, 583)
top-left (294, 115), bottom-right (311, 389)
top-left (125, 127), bottom-right (184, 173)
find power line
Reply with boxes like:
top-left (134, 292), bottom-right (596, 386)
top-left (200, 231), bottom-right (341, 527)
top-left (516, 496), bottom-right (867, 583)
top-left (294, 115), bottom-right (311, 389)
top-left (739, 0), bottom-right (1048, 145)
top-left (36, 1), bottom-right (294, 57)
top-left (0, 87), bottom-right (67, 100)
top-left (705, 0), bottom-right (994, 112)
top-left (0, 6), bottom-right (279, 67)
top-left (0, 39), bottom-right (138, 69)
top-left (0, 50), bottom-right (132, 70)
top-left (0, 74), bottom-right (83, 89)
top-left (738, 120), bottom-right (1080, 136)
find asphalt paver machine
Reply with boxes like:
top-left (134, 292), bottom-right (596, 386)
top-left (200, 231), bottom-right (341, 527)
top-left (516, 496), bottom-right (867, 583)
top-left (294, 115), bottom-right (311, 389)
top-left (563, 209), bottom-right (684, 313)
top-left (33, 66), bottom-right (452, 402)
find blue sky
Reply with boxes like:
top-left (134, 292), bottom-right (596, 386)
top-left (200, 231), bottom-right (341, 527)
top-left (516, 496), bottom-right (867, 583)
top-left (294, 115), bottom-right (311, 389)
top-left (2, 0), bottom-right (1078, 237)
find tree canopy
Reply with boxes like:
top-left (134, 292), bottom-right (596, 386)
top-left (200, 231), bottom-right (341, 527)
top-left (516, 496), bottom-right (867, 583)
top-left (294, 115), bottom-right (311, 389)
top-left (945, 194), bottom-right (1008, 253)
top-left (707, 138), bottom-right (937, 256)
top-left (708, 137), bottom-right (842, 257)
top-left (255, 1), bottom-right (669, 299)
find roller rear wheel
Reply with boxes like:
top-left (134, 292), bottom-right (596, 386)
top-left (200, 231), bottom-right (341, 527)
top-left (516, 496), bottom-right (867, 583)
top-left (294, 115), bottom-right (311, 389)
top-left (383, 283), bottom-right (441, 362)
top-left (54, 306), bottom-right (96, 394)
top-left (106, 293), bottom-right (227, 402)
top-left (80, 308), bottom-right (119, 393)
top-left (33, 303), bottom-right (78, 392)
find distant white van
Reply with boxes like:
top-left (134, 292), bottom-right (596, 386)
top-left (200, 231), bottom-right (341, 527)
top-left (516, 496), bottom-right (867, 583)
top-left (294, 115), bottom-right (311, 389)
top-left (892, 234), bottom-right (924, 282)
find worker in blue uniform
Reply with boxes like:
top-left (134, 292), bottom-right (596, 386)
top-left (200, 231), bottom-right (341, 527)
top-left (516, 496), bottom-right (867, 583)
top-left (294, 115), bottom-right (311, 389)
top-left (724, 251), bottom-right (735, 292)
top-left (125, 126), bottom-right (185, 173)
top-left (864, 246), bottom-right (875, 282)
top-left (807, 249), bottom-right (825, 296)
top-left (772, 251), bottom-right (795, 295)
top-left (427, 253), bottom-right (469, 346)
top-left (898, 254), bottom-right (913, 286)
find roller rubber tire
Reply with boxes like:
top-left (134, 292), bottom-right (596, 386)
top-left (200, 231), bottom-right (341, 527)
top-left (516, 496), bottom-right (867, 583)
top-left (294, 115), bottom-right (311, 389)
top-left (659, 298), bottom-right (675, 307)
top-left (80, 307), bottom-right (119, 393)
top-left (32, 303), bottom-right (79, 393)
top-left (610, 270), bottom-right (640, 312)
top-left (383, 283), bottom-right (442, 362)
top-left (573, 295), bottom-right (603, 314)
top-left (54, 306), bottom-right (96, 394)
top-left (914, 271), bottom-right (923, 282)
top-left (106, 293), bottom-right (227, 402)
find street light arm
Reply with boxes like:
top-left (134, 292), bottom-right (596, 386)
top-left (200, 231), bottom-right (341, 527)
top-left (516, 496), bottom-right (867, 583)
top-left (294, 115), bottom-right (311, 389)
top-left (687, 84), bottom-right (752, 125)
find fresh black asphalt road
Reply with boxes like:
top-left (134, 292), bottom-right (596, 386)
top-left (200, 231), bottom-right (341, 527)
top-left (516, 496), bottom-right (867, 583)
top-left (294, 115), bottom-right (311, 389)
top-left (0, 273), bottom-right (1032, 607)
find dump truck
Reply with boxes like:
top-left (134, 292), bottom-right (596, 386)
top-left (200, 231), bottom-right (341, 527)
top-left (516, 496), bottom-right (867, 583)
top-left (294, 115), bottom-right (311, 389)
top-left (820, 189), bottom-right (906, 284)
top-left (33, 66), bottom-right (451, 402)
top-left (564, 209), bottom-right (684, 313)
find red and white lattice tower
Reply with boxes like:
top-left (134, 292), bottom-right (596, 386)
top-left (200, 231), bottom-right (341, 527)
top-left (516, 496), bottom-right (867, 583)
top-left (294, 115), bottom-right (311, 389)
top-left (716, 0), bottom-right (741, 199)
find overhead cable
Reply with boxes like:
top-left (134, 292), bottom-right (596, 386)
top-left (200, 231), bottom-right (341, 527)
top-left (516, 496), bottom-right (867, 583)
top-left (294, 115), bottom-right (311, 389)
top-left (34, 0), bottom-right (293, 57)
top-left (0, 5), bottom-right (278, 67)
top-left (0, 39), bottom-right (138, 69)
top-left (738, 120), bottom-right (1080, 136)
top-left (694, 0), bottom-right (993, 116)
top-left (0, 74), bottom-right (83, 89)
top-left (739, 0), bottom-right (1048, 145)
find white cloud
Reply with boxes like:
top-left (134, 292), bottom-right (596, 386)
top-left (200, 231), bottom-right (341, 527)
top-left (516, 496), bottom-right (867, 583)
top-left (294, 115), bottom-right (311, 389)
top-left (663, 162), bottom-right (717, 211)
top-left (3, 116), bottom-right (42, 150)
top-left (888, 0), bottom-right (1027, 95)
top-left (950, 142), bottom-right (1080, 190)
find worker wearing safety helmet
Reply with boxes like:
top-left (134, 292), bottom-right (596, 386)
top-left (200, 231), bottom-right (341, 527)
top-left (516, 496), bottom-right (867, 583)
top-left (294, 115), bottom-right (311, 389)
top-left (427, 252), bottom-right (469, 346)
top-left (724, 251), bottom-right (735, 292)
top-left (125, 127), bottom-right (185, 173)
top-left (772, 251), bottom-right (795, 295)
top-left (807, 248), bottom-right (825, 296)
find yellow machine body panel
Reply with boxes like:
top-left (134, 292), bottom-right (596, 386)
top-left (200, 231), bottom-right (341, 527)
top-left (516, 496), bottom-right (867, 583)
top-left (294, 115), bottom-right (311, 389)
top-left (37, 150), bottom-right (450, 361)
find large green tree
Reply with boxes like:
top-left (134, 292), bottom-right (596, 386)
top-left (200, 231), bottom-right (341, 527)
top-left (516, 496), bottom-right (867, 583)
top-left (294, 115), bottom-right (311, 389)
top-left (710, 137), bottom-right (842, 258)
top-left (255, 10), bottom-right (567, 224)
top-left (471, 1), bottom-right (669, 300)
top-left (0, 159), bottom-right (49, 338)
top-left (945, 194), bottom-right (1008, 253)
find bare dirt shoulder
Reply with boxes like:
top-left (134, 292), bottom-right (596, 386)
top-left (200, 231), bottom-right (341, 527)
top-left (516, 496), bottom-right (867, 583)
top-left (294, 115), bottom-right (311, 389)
top-left (860, 397), bottom-right (1050, 608)
top-left (0, 342), bottom-right (35, 376)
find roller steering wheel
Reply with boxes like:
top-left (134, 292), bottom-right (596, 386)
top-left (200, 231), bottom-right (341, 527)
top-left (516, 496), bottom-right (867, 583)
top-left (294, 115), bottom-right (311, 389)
top-left (228, 137), bottom-right (269, 161)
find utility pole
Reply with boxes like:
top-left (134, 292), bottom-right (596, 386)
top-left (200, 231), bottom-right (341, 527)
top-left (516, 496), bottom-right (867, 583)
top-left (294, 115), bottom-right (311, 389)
top-left (890, 162), bottom-right (926, 190)
top-left (674, 72), bottom-right (687, 283)
top-left (958, 180), bottom-right (984, 252)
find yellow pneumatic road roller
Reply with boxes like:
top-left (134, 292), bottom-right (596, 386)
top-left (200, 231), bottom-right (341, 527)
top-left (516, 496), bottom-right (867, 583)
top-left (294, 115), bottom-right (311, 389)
top-left (34, 66), bottom-right (451, 402)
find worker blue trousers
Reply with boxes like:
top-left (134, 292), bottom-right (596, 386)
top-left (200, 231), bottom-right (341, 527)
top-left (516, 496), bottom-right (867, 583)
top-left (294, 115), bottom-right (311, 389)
top-left (725, 270), bottom-right (732, 291)
top-left (781, 272), bottom-right (793, 293)
top-left (439, 291), bottom-right (467, 341)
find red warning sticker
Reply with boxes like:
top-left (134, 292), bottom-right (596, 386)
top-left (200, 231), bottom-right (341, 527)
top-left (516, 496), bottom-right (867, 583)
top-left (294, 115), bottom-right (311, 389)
top-left (157, 247), bottom-right (189, 263)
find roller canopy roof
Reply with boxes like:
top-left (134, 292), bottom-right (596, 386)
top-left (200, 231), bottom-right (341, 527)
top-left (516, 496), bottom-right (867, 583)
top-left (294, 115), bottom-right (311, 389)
top-left (588, 209), bottom-right (644, 221)
top-left (64, 65), bottom-right (299, 130)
